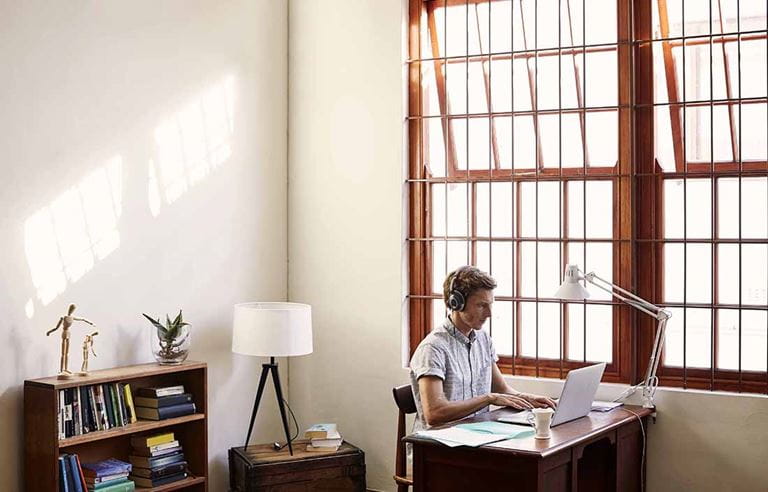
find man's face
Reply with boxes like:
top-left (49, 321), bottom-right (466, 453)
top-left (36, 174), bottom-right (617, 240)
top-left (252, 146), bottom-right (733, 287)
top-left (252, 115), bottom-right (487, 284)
top-left (456, 288), bottom-right (494, 331)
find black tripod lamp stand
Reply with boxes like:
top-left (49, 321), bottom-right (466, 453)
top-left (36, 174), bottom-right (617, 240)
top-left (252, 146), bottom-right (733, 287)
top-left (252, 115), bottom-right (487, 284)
top-left (232, 302), bottom-right (313, 455)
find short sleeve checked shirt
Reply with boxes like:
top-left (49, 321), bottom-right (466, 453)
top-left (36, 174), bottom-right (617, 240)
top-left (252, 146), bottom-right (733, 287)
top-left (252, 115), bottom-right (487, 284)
top-left (409, 317), bottom-right (499, 430)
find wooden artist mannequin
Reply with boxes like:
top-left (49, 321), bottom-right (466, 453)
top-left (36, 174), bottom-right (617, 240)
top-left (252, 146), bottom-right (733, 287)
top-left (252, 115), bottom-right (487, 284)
top-left (46, 304), bottom-right (95, 379)
top-left (79, 331), bottom-right (99, 375)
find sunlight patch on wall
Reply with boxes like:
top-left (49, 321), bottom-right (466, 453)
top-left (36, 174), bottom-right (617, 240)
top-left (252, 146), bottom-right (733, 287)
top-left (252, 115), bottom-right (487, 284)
top-left (24, 156), bottom-right (123, 308)
top-left (150, 75), bottom-right (235, 215)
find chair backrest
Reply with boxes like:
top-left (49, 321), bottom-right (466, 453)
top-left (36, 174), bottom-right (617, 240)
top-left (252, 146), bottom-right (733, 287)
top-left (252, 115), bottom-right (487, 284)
top-left (393, 384), bottom-right (417, 488)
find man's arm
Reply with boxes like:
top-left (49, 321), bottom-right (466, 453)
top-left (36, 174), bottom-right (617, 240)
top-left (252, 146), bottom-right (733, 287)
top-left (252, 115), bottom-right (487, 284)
top-left (418, 375), bottom-right (535, 427)
top-left (490, 363), bottom-right (557, 409)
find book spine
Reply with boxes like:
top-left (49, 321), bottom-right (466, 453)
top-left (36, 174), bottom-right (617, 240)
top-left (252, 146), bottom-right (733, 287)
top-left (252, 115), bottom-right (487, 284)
top-left (74, 454), bottom-right (88, 492)
top-left (157, 402), bottom-right (196, 420)
top-left (79, 386), bottom-right (89, 433)
top-left (103, 384), bottom-right (115, 428)
top-left (68, 454), bottom-right (84, 492)
top-left (59, 455), bottom-right (68, 492)
top-left (89, 385), bottom-right (101, 431)
top-left (59, 390), bottom-right (65, 440)
top-left (123, 383), bottom-right (137, 424)
top-left (117, 383), bottom-right (128, 425)
top-left (64, 453), bottom-right (76, 492)
top-left (96, 385), bottom-right (109, 430)
top-left (112, 383), bottom-right (123, 427)
top-left (65, 388), bottom-right (74, 438)
top-left (73, 388), bottom-right (81, 436)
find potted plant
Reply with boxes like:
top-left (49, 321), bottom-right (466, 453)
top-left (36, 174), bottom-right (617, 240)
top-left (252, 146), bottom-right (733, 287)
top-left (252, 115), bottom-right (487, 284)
top-left (142, 310), bottom-right (191, 365)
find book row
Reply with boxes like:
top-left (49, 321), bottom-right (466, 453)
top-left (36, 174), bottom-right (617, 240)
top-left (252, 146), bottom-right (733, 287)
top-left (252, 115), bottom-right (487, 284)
top-left (58, 383), bottom-right (137, 439)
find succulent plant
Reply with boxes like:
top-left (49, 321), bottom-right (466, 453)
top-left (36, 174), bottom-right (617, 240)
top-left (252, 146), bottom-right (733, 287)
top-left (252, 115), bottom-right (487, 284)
top-left (143, 310), bottom-right (190, 361)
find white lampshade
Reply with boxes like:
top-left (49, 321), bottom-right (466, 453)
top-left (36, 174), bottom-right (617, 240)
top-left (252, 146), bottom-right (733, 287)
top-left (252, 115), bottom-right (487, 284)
top-left (232, 302), bottom-right (313, 357)
top-left (553, 264), bottom-right (591, 300)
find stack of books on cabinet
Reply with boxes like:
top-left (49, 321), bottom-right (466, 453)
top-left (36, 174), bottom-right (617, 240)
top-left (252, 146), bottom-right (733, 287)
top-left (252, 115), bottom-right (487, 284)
top-left (25, 361), bottom-right (208, 491)
top-left (304, 423), bottom-right (343, 452)
top-left (129, 432), bottom-right (189, 487)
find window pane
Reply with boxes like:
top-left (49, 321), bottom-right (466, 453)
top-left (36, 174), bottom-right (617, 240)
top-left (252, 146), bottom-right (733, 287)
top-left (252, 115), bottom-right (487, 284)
top-left (742, 178), bottom-right (768, 239)
top-left (538, 302), bottom-right (562, 360)
top-left (567, 304), bottom-right (585, 361)
top-left (476, 182), bottom-right (514, 238)
top-left (568, 180), bottom-right (585, 239)
top-left (424, 117), bottom-right (446, 178)
top-left (520, 241), bottom-right (536, 297)
top-left (718, 309), bottom-right (768, 372)
top-left (585, 180), bottom-right (613, 238)
top-left (685, 105), bottom-right (712, 163)
top-left (520, 182), bottom-right (535, 237)
top-left (490, 57), bottom-right (512, 113)
top-left (561, 51), bottom-right (584, 110)
top-left (742, 245), bottom-right (768, 306)
top-left (687, 178), bottom-right (712, 239)
top-left (468, 117), bottom-right (491, 170)
top-left (652, 0), bottom-right (683, 40)
top-left (492, 242), bottom-right (515, 297)
top-left (741, 104), bottom-right (768, 162)
top-left (561, 113), bottom-right (585, 167)
top-left (431, 183), bottom-right (469, 237)
top-left (664, 243), bottom-right (684, 303)
top-left (446, 61), bottom-right (467, 115)
top-left (421, 61), bottom-right (442, 118)
top-left (718, 178), bottom-right (739, 239)
top-left (538, 241), bottom-right (561, 298)
top-left (444, 5), bottom-right (468, 57)
top-left (520, 301), bottom-right (536, 356)
top-left (538, 181), bottom-right (562, 238)
top-left (585, 0), bottom-right (617, 45)
top-left (586, 111), bottom-right (617, 166)
top-left (452, 118), bottom-right (468, 170)
top-left (537, 52), bottom-right (560, 111)
top-left (468, 62), bottom-right (488, 114)
top-left (513, 58), bottom-right (533, 111)
top-left (433, 298), bottom-right (447, 330)
top-left (712, 104), bottom-right (735, 163)
top-left (585, 304), bottom-right (613, 363)
top-left (664, 307), bottom-right (685, 367)
top-left (562, 0), bottom-right (583, 47)
top-left (487, 1), bottom-right (512, 53)
top-left (491, 301), bottom-right (514, 356)
top-left (514, 0), bottom-right (535, 52)
top-left (495, 116), bottom-right (513, 168)
top-left (513, 116), bottom-right (536, 168)
top-left (655, 105), bottom-right (677, 172)
top-left (586, 242), bottom-right (613, 301)
top-left (585, 51), bottom-right (617, 108)
top-left (687, 243), bottom-right (712, 304)
top-left (683, 42), bottom-right (711, 102)
top-left (741, 41), bottom-right (768, 99)
top-left (539, 114), bottom-right (561, 168)
top-left (718, 244), bottom-right (739, 305)
top-left (687, 308), bottom-right (713, 369)
top-left (431, 241), bottom-right (471, 294)
top-left (536, 0), bottom-right (559, 49)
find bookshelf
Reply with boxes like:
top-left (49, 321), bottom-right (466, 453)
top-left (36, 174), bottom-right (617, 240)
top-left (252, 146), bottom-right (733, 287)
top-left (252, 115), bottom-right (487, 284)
top-left (24, 361), bottom-right (208, 492)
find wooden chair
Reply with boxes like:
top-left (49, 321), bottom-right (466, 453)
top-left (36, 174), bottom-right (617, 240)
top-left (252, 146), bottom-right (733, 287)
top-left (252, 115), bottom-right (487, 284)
top-left (392, 384), bottom-right (417, 492)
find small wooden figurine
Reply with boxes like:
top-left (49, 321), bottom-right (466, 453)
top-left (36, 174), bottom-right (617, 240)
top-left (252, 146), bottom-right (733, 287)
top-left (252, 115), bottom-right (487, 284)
top-left (79, 331), bottom-right (99, 375)
top-left (46, 304), bottom-right (95, 379)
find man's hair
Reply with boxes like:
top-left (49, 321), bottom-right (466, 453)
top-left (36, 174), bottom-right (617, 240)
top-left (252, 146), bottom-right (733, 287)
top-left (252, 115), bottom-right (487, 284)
top-left (443, 266), bottom-right (497, 309)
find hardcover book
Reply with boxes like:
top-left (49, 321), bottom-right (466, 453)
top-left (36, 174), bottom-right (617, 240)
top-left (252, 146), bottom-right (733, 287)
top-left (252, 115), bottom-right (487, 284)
top-left (135, 402), bottom-right (196, 420)
top-left (136, 385), bottom-right (185, 398)
top-left (129, 471), bottom-right (187, 488)
top-left (130, 461), bottom-right (187, 479)
top-left (130, 432), bottom-right (175, 448)
top-left (133, 393), bottom-right (193, 408)
top-left (84, 472), bottom-right (129, 485)
top-left (81, 458), bottom-right (132, 478)
top-left (85, 479), bottom-right (135, 492)
top-left (129, 452), bottom-right (185, 470)
top-left (132, 443), bottom-right (182, 458)
top-left (304, 423), bottom-right (339, 439)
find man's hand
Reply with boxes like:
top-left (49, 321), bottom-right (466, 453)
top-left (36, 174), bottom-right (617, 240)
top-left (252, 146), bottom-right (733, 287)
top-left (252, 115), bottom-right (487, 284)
top-left (488, 392), bottom-right (535, 410)
top-left (521, 393), bottom-right (557, 409)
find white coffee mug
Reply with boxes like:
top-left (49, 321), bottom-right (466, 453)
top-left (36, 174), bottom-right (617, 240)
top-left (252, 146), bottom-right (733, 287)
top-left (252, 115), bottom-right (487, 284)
top-left (526, 407), bottom-right (555, 439)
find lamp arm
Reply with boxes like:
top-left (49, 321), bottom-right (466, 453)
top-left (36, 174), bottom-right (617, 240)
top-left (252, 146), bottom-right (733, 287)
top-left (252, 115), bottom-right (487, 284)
top-left (584, 271), bottom-right (669, 320)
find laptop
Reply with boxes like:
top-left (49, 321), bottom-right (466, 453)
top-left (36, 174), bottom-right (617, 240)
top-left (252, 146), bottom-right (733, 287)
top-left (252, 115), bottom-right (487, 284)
top-left (497, 362), bottom-right (606, 427)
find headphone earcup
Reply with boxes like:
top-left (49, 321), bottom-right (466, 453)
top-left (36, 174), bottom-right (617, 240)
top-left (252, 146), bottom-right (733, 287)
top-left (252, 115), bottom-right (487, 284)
top-left (448, 290), bottom-right (466, 312)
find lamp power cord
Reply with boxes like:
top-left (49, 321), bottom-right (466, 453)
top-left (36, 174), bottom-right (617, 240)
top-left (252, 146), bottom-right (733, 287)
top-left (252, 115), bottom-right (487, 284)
top-left (272, 398), bottom-right (300, 451)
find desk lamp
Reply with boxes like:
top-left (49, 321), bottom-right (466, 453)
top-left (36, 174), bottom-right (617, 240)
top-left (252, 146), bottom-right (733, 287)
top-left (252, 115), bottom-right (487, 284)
top-left (554, 264), bottom-right (671, 408)
top-left (232, 302), bottom-right (313, 454)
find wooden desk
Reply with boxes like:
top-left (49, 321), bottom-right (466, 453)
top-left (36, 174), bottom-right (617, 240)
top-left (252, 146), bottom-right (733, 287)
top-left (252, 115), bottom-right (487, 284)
top-left (404, 405), bottom-right (652, 492)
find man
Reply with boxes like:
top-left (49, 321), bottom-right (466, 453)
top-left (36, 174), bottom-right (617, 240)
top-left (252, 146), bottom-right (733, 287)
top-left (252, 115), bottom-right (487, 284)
top-left (410, 266), bottom-right (556, 429)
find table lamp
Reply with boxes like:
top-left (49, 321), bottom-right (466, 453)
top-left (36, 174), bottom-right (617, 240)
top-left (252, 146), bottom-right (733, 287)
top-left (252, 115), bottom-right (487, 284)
top-left (554, 264), bottom-right (671, 408)
top-left (232, 302), bottom-right (313, 454)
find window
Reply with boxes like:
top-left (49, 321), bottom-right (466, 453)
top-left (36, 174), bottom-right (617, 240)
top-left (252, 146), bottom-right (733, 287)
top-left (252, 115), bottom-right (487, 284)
top-left (408, 0), bottom-right (768, 393)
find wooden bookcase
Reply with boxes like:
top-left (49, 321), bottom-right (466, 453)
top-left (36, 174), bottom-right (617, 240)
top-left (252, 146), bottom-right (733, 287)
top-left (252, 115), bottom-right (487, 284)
top-left (24, 361), bottom-right (208, 492)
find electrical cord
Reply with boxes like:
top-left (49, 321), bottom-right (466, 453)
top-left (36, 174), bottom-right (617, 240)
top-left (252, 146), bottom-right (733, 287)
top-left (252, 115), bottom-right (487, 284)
top-left (622, 407), bottom-right (647, 491)
top-left (272, 398), bottom-right (300, 451)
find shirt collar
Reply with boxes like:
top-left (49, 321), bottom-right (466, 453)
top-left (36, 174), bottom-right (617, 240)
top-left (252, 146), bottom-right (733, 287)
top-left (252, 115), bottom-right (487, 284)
top-left (441, 317), bottom-right (476, 345)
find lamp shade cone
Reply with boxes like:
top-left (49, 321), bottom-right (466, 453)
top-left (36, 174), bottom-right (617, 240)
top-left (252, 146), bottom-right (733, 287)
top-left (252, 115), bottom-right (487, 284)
top-left (553, 264), bottom-right (591, 300)
top-left (232, 302), bottom-right (313, 357)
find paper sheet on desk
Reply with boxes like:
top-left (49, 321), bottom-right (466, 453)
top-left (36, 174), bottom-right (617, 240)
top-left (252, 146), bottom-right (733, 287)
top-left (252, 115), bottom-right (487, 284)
top-left (414, 427), bottom-right (511, 447)
top-left (455, 421), bottom-right (535, 438)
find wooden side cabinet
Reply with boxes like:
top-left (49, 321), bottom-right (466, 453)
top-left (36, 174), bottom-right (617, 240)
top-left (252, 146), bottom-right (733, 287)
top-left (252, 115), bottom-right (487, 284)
top-left (229, 441), bottom-right (366, 491)
top-left (24, 361), bottom-right (208, 491)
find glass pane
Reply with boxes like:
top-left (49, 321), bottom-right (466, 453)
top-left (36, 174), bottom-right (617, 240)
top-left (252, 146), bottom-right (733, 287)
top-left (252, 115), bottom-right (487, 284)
top-left (447, 240), bottom-right (470, 273)
top-left (585, 51), bottom-right (617, 108)
top-left (652, 42), bottom-right (670, 105)
top-left (432, 241), bottom-right (447, 294)
top-left (520, 301), bottom-right (536, 356)
top-left (444, 5), bottom-right (468, 57)
top-left (685, 105), bottom-right (712, 163)
top-left (468, 62), bottom-right (488, 114)
top-left (687, 243), bottom-right (712, 304)
top-left (492, 242), bottom-right (515, 297)
top-left (452, 118), bottom-right (468, 170)
top-left (537, 0), bottom-right (559, 49)
top-left (487, 1), bottom-right (513, 53)
top-left (742, 244), bottom-right (768, 306)
top-left (421, 61), bottom-right (441, 118)
top-left (561, 113), bottom-right (585, 167)
top-left (491, 301), bottom-right (514, 356)
top-left (538, 302), bottom-right (562, 359)
top-left (496, 116), bottom-right (513, 169)
top-left (567, 304), bottom-right (585, 361)
top-left (538, 241), bottom-right (561, 298)
top-left (513, 116), bottom-right (536, 168)
top-left (424, 117), bottom-right (446, 178)
top-left (718, 244), bottom-right (739, 305)
top-left (655, 105), bottom-right (677, 172)
top-left (470, 3), bottom-right (487, 55)
top-left (433, 298), bottom-right (447, 330)
top-left (520, 241), bottom-right (536, 297)
top-left (513, 58), bottom-right (533, 111)
top-left (562, 0), bottom-right (583, 47)
top-left (687, 178), bottom-right (712, 239)
top-left (652, 0), bottom-right (683, 40)
top-left (476, 182), bottom-right (515, 238)
top-left (712, 104), bottom-right (734, 163)
top-left (539, 115), bottom-right (560, 168)
top-left (537, 52), bottom-right (560, 111)
top-left (664, 307), bottom-right (685, 366)
top-left (739, 2), bottom-right (767, 32)
top-left (446, 61), bottom-right (467, 115)
top-left (586, 242), bottom-right (613, 301)
top-left (515, 0), bottom-right (536, 52)
top-left (468, 117), bottom-right (491, 170)
top-left (585, 304), bottom-right (613, 363)
top-left (741, 104), bottom-right (768, 162)
top-left (490, 57), bottom-right (512, 113)
top-left (718, 178), bottom-right (739, 239)
top-left (742, 310), bottom-right (768, 371)
top-left (742, 178), bottom-right (768, 239)
top-left (687, 308), bottom-right (713, 369)
top-left (664, 179), bottom-right (684, 238)
top-left (718, 308), bottom-right (739, 370)
top-left (538, 181), bottom-right (562, 238)
top-left (586, 181), bottom-right (613, 238)
top-left (586, 111), bottom-right (617, 166)
top-left (561, 51), bottom-right (583, 110)
top-left (683, 42), bottom-right (711, 103)
top-left (664, 243), bottom-right (684, 303)
top-left (520, 181), bottom-right (535, 237)
top-left (585, 0), bottom-right (617, 45)
top-left (741, 40), bottom-right (768, 99)
top-left (431, 183), bottom-right (469, 237)
top-left (568, 180), bottom-right (585, 239)
top-left (567, 241), bottom-right (585, 277)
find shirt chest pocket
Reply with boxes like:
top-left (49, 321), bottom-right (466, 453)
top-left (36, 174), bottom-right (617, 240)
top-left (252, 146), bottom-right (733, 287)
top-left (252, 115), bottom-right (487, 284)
top-left (473, 357), bottom-right (492, 391)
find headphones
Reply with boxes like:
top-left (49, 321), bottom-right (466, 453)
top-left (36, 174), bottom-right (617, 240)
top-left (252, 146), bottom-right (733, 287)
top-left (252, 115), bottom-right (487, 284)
top-left (447, 267), bottom-right (468, 312)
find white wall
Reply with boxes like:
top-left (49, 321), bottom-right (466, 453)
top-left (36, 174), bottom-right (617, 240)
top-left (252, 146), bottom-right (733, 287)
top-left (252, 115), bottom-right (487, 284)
top-left (287, 2), bottom-right (768, 492)
top-left (0, 2), bottom-right (288, 490)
